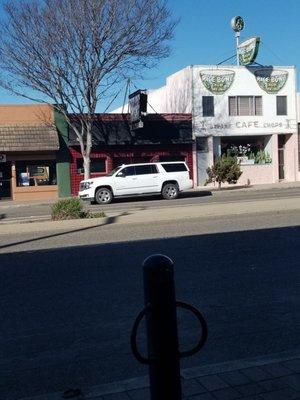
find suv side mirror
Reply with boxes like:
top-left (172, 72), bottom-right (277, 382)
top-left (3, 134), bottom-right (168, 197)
top-left (117, 171), bottom-right (125, 178)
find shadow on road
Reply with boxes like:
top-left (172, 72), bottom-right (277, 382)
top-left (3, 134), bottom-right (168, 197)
top-left (0, 225), bottom-right (299, 399)
top-left (89, 190), bottom-right (213, 206)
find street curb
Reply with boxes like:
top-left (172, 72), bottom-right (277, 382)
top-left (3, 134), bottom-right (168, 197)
top-left (0, 215), bottom-right (51, 224)
top-left (19, 349), bottom-right (300, 400)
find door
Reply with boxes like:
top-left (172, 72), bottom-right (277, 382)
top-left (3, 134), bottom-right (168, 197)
top-left (113, 164), bottom-right (160, 196)
top-left (133, 164), bottom-right (160, 194)
top-left (278, 135), bottom-right (285, 180)
top-left (113, 165), bottom-right (137, 195)
top-left (0, 162), bottom-right (12, 199)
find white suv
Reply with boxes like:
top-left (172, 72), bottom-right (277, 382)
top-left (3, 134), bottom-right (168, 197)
top-left (79, 162), bottom-right (193, 204)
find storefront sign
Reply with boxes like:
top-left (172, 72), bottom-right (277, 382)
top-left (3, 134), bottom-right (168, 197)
top-left (254, 68), bottom-right (288, 93)
top-left (0, 154), bottom-right (6, 163)
top-left (238, 37), bottom-right (260, 65)
top-left (129, 89), bottom-right (147, 128)
top-left (200, 69), bottom-right (235, 94)
top-left (198, 118), bottom-right (296, 131)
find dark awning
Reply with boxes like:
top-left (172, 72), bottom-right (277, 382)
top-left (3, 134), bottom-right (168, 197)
top-left (68, 114), bottom-right (193, 146)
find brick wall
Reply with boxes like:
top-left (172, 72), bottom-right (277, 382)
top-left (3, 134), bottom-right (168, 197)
top-left (70, 144), bottom-right (193, 195)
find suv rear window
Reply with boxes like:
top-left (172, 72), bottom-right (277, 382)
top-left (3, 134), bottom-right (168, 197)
top-left (161, 163), bottom-right (188, 172)
top-left (135, 164), bottom-right (158, 175)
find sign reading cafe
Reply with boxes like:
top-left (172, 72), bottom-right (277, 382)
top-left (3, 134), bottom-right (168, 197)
top-left (200, 69), bottom-right (235, 94)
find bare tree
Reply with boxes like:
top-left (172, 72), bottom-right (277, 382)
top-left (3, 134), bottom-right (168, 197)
top-left (0, 0), bottom-right (176, 179)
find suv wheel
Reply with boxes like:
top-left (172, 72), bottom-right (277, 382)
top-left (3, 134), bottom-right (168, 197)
top-left (162, 183), bottom-right (179, 200)
top-left (95, 188), bottom-right (113, 204)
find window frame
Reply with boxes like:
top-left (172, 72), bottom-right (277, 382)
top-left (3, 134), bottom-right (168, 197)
top-left (276, 96), bottom-right (287, 116)
top-left (76, 158), bottom-right (107, 174)
top-left (161, 163), bottom-right (188, 172)
top-left (228, 96), bottom-right (263, 116)
top-left (135, 164), bottom-right (158, 175)
top-left (202, 96), bottom-right (214, 117)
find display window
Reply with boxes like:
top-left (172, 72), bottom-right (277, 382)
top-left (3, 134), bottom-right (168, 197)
top-left (221, 136), bottom-right (272, 164)
top-left (16, 160), bottom-right (57, 186)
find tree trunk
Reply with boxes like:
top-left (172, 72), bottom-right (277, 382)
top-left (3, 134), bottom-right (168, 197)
top-left (218, 181), bottom-right (222, 190)
top-left (83, 121), bottom-right (92, 180)
top-left (83, 155), bottom-right (90, 180)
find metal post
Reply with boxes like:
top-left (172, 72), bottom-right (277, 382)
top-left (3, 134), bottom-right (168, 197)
top-left (236, 32), bottom-right (240, 66)
top-left (131, 254), bottom-right (208, 400)
top-left (143, 254), bottom-right (181, 400)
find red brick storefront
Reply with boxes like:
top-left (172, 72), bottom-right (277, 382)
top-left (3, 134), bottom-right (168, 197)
top-left (68, 113), bottom-right (193, 196)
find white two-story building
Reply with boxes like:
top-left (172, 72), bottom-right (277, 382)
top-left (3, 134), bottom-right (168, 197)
top-left (145, 65), bottom-right (299, 186)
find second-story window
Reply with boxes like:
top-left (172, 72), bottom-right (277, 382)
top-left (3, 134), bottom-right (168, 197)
top-left (202, 96), bottom-right (214, 117)
top-left (276, 96), bottom-right (287, 115)
top-left (229, 96), bottom-right (262, 116)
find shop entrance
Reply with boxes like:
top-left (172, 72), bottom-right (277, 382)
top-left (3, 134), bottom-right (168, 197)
top-left (278, 135), bottom-right (285, 180)
top-left (0, 162), bottom-right (12, 199)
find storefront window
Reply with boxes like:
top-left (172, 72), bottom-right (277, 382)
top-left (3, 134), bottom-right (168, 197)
top-left (16, 160), bottom-right (57, 186)
top-left (229, 96), bottom-right (262, 116)
top-left (76, 158), bottom-right (106, 174)
top-left (221, 136), bottom-right (272, 164)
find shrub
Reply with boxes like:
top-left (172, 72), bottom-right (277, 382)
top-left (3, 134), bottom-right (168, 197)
top-left (51, 198), bottom-right (106, 220)
top-left (51, 198), bottom-right (86, 220)
top-left (206, 154), bottom-right (242, 189)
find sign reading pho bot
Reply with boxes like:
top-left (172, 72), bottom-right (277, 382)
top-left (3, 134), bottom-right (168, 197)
top-left (129, 90), bottom-right (147, 129)
top-left (200, 69), bottom-right (235, 94)
top-left (238, 37), bottom-right (260, 66)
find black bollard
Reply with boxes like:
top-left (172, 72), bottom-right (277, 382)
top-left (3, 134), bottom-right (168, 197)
top-left (143, 254), bottom-right (181, 400)
top-left (131, 254), bottom-right (208, 400)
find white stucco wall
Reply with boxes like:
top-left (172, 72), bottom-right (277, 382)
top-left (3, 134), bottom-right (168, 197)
top-left (193, 65), bottom-right (297, 137)
top-left (146, 65), bottom-right (297, 137)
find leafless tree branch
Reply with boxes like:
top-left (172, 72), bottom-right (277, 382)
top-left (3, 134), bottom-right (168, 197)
top-left (0, 0), bottom-right (177, 178)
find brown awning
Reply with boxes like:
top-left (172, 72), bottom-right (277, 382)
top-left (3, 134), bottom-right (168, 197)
top-left (0, 125), bottom-right (59, 152)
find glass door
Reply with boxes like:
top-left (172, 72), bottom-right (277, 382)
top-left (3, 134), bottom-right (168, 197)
top-left (0, 162), bottom-right (12, 199)
top-left (278, 135), bottom-right (285, 180)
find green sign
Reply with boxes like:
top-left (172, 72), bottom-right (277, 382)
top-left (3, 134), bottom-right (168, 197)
top-left (200, 69), bottom-right (235, 94)
top-left (238, 37), bottom-right (260, 65)
top-left (254, 68), bottom-right (288, 93)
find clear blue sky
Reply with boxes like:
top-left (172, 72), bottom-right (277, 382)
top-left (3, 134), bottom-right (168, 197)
top-left (1, 0), bottom-right (300, 111)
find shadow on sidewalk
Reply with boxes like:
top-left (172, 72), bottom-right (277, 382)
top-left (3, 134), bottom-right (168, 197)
top-left (0, 225), bottom-right (299, 399)
top-left (0, 213), bottom-right (129, 251)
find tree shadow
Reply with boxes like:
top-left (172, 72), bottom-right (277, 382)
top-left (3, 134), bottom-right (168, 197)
top-left (0, 213), bottom-right (130, 251)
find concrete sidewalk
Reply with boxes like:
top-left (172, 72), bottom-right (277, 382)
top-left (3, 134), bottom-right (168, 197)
top-left (1, 195), bottom-right (300, 235)
top-left (21, 350), bottom-right (300, 400)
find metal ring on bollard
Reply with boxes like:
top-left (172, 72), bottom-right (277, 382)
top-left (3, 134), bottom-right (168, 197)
top-left (176, 301), bottom-right (208, 358)
top-left (130, 305), bottom-right (153, 365)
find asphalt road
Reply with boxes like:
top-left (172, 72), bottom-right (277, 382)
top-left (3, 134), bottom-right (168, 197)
top-left (1, 186), bottom-right (300, 221)
top-left (0, 210), bottom-right (299, 399)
